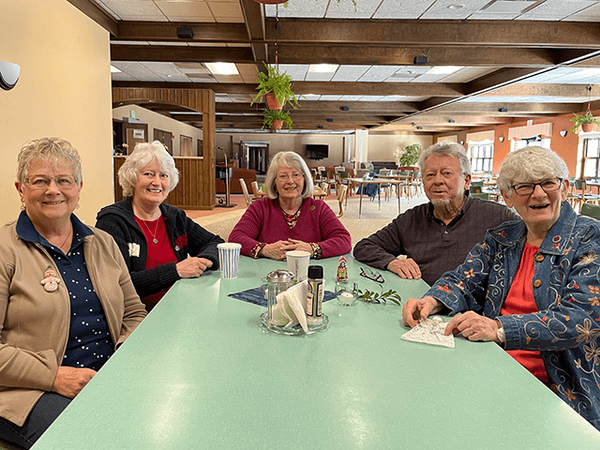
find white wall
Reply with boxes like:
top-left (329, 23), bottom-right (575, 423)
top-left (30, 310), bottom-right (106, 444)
top-left (0, 0), bottom-right (113, 225)
top-left (215, 132), bottom-right (431, 168)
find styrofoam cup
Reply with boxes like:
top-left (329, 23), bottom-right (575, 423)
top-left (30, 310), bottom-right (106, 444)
top-left (286, 250), bottom-right (311, 282)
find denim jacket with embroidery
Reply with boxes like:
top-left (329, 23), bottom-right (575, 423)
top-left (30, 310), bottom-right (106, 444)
top-left (425, 201), bottom-right (600, 430)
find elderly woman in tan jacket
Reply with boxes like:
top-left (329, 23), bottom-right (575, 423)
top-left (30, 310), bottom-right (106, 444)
top-left (0, 138), bottom-right (146, 449)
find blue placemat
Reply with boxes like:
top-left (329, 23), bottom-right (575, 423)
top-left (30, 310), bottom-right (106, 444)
top-left (229, 287), bottom-right (336, 308)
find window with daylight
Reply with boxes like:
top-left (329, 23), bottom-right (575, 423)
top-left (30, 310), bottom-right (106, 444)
top-left (582, 137), bottom-right (600, 178)
top-left (511, 136), bottom-right (551, 151)
top-left (469, 142), bottom-right (494, 173)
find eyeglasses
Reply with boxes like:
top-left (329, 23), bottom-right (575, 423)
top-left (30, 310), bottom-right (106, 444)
top-left (360, 267), bottom-right (385, 283)
top-left (25, 175), bottom-right (78, 190)
top-left (277, 172), bottom-right (303, 182)
top-left (510, 178), bottom-right (563, 196)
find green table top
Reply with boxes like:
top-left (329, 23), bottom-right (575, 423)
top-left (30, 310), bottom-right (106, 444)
top-left (32, 256), bottom-right (600, 449)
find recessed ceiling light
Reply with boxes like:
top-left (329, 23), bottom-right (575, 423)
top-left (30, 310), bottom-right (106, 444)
top-left (110, 65), bottom-right (121, 73)
top-left (447, 4), bottom-right (464, 10)
top-left (426, 66), bottom-right (462, 75)
top-left (205, 63), bottom-right (239, 75)
top-left (309, 64), bottom-right (338, 73)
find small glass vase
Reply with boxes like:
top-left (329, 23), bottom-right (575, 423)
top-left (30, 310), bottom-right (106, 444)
top-left (335, 280), bottom-right (358, 306)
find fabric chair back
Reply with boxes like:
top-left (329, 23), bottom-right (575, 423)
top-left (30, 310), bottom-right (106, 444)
top-left (581, 202), bottom-right (600, 219)
top-left (251, 181), bottom-right (262, 197)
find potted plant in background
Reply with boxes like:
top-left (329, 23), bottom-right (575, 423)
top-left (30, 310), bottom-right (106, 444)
top-left (570, 110), bottom-right (600, 133)
top-left (398, 143), bottom-right (422, 168)
top-left (262, 108), bottom-right (293, 130)
top-left (251, 62), bottom-right (300, 110)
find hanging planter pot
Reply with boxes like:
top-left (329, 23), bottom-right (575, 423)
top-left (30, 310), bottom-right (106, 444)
top-left (582, 123), bottom-right (595, 132)
top-left (265, 92), bottom-right (282, 110)
top-left (262, 108), bottom-right (292, 131)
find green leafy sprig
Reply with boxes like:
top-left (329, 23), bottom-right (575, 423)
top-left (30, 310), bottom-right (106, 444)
top-left (357, 285), bottom-right (402, 306)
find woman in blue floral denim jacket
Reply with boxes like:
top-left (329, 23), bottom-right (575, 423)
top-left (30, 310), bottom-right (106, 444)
top-left (403, 146), bottom-right (600, 430)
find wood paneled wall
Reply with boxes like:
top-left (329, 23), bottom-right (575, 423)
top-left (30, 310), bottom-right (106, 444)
top-left (114, 156), bottom-right (212, 210)
top-left (112, 87), bottom-right (216, 209)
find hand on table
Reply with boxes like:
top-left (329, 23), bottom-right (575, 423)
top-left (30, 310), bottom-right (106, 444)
top-left (260, 239), bottom-right (312, 261)
top-left (52, 366), bottom-right (97, 398)
top-left (445, 311), bottom-right (501, 342)
top-left (387, 258), bottom-right (421, 280)
top-left (286, 239), bottom-right (313, 254)
top-left (402, 295), bottom-right (444, 328)
top-left (176, 257), bottom-right (213, 278)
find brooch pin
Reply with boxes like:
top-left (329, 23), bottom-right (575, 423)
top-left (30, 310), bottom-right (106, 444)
top-left (40, 265), bottom-right (61, 292)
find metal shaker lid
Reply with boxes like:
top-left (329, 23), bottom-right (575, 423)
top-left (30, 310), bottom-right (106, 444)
top-left (266, 269), bottom-right (295, 283)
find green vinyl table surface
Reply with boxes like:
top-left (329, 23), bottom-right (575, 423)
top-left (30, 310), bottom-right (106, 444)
top-left (32, 255), bottom-right (600, 449)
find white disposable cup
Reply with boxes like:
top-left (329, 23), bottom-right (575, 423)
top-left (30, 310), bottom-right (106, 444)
top-left (217, 243), bottom-right (242, 279)
top-left (286, 250), bottom-right (311, 282)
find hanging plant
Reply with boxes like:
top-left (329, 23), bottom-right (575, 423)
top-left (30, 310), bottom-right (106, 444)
top-left (251, 62), bottom-right (300, 110)
top-left (262, 108), bottom-right (293, 130)
top-left (570, 110), bottom-right (600, 133)
top-left (398, 143), bottom-right (422, 167)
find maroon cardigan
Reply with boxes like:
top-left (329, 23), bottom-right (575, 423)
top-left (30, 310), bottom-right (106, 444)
top-left (229, 197), bottom-right (351, 257)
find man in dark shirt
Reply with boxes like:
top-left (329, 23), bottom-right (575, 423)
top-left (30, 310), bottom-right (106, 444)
top-left (353, 143), bottom-right (516, 286)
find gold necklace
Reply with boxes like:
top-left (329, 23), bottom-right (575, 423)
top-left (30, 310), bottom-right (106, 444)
top-left (141, 218), bottom-right (160, 244)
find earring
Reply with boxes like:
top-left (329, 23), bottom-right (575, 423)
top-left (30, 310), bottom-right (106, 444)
top-left (20, 202), bottom-right (25, 211)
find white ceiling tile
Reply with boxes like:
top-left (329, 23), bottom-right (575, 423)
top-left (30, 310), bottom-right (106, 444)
top-left (319, 95), bottom-right (344, 101)
top-left (331, 65), bottom-right (371, 81)
top-left (359, 65), bottom-right (402, 81)
top-left (468, 12), bottom-right (521, 19)
top-left (265, 0), bottom-right (327, 18)
top-left (111, 41), bottom-right (150, 45)
top-left (339, 96), bottom-right (365, 101)
top-left (325, 0), bottom-right (381, 19)
top-left (483, 1), bottom-right (535, 14)
top-left (516, 0), bottom-right (594, 20)
top-left (98, 0), bottom-right (166, 20)
top-left (155, 1), bottom-right (215, 22)
top-left (420, 0), bottom-right (491, 19)
top-left (274, 64), bottom-right (308, 81)
top-left (564, 3), bottom-right (600, 20)
top-left (373, 0), bottom-right (436, 19)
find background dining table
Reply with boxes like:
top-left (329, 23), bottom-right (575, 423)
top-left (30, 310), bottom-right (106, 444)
top-left (31, 256), bottom-right (600, 449)
top-left (348, 177), bottom-right (402, 217)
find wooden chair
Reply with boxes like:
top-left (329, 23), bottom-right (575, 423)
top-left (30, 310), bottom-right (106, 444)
top-left (574, 179), bottom-right (600, 213)
top-left (251, 180), bottom-right (265, 198)
top-left (320, 181), bottom-right (330, 196)
top-left (239, 178), bottom-right (253, 207)
top-left (336, 184), bottom-right (348, 218)
top-left (581, 202), bottom-right (600, 219)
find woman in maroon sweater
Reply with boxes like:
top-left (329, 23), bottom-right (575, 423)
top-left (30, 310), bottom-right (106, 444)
top-left (229, 152), bottom-right (351, 260)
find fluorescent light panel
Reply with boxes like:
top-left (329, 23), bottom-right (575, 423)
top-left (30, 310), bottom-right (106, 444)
top-left (205, 63), bottom-right (239, 75)
top-left (309, 64), bottom-right (339, 73)
top-left (426, 66), bottom-right (462, 75)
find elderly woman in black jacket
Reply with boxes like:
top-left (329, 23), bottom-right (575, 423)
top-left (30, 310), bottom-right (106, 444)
top-left (96, 141), bottom-right (223, 311)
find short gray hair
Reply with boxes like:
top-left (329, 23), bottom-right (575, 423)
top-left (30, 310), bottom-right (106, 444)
top-left (418, 142), bottom-right (470, 176)
top-left (118, 141), bottom-right (180, 198)
top-left (17, 137), bottom-right (82, 186)
top-left (265, 151), bottom-right (314, 200)
top-left (497, 146), bottom-right (568, 194)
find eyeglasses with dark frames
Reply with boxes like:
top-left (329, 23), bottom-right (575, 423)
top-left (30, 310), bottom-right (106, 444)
top-left (360, 267), bottom-right (385, 283)
top-left (510, 178), bottom-right (563, 196)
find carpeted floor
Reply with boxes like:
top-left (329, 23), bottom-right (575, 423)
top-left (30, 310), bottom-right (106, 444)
top-left (189, 192), bottom-right (428, 245)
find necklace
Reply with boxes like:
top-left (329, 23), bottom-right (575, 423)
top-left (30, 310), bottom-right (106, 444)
top-left (141, 218), bottom-right (160, 244)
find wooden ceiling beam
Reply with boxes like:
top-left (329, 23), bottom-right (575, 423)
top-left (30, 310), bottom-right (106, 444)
top-left (111, 45), bottom-right (255, 63)
top-left (266, 19), bottom-right (600, 49)
top-left (115, 22), bottom-right (249, 42)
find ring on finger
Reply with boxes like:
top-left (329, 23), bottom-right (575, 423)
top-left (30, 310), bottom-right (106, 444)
top-left (469, 326), bottom-right (475, 335)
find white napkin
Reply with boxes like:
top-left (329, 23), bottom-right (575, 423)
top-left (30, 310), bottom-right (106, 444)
top-left (269, 280), bottom-right (308, 332)
top-left (401, 316), bottom-right (455, 349)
